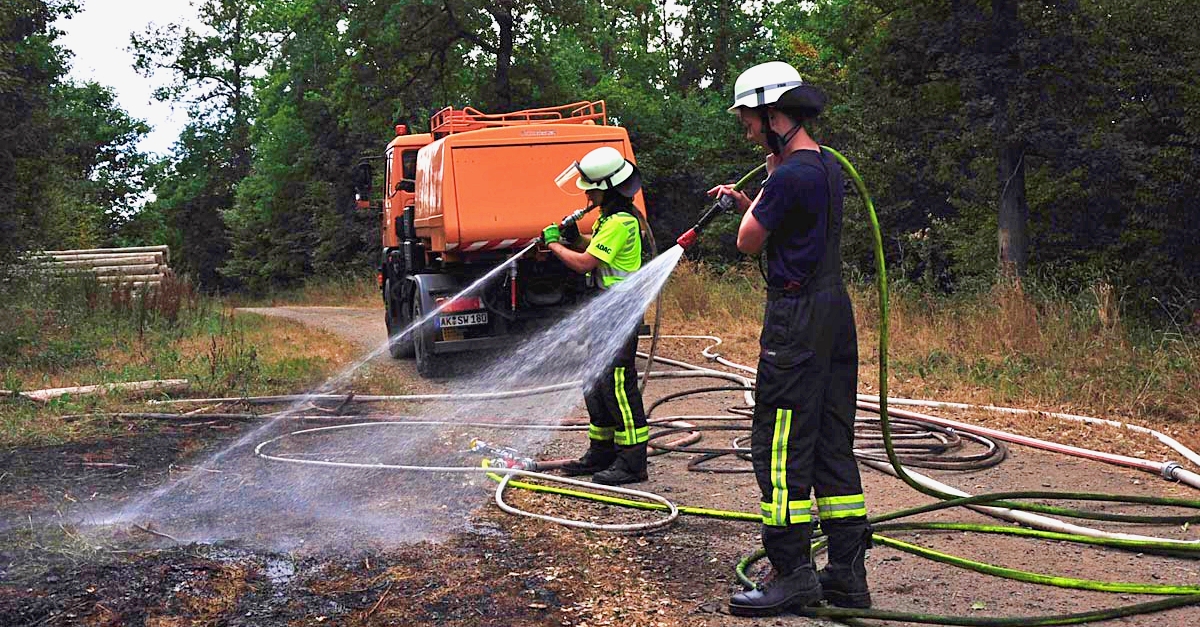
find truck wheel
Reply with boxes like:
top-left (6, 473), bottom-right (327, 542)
top-left (384, 279), bottom-right (415, 359)
top-left (412, 295), bottom-right (441, 377)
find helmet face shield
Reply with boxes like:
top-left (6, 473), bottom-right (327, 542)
top-left (555, 161), bottom-right (587, 196)
top-left (554, 147), bottom-right (639, 196)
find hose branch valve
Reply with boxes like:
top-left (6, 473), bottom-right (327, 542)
top-left (676, 163), bottom-right (766, 250)
top-left (541, 205), bottom-right (597, 245)
top-left (677, 194), bottom-right (737, 249)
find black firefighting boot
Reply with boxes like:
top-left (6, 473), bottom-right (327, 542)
top-left (729, 524), bottom-right (822, 617)
top-left (560, 439), bottom-right (617, 476)
top-left (818, 521), bottom-right (872, 608)
top-left (592, 443), bottom-right (648, 485)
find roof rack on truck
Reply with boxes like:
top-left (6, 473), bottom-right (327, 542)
top-left (430, 100), bottom-right (607, 138)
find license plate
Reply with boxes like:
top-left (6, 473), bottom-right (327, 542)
top-left (438, 311), bottom-right (488, 328)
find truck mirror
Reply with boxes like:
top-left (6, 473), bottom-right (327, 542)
top-left (353, 162), bottom-right (373, 196)
top-left (396, 178), bottom-right (416, 194)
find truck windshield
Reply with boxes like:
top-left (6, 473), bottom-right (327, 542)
top-left (402, 150), bottom-right (418, 180)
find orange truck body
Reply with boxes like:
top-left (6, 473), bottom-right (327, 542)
top-left (381, 101), bottom-right (644, 256)
top-left (361, 101), bottom-right (646, 376)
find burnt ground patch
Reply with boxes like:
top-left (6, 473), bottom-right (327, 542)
top-left (3, 393), bottom-right (1200, 627)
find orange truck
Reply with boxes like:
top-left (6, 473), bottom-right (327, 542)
top-left (353, 101), bottom-right (646, 376)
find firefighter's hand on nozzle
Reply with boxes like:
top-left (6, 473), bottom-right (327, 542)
top-left (560, 220), bottom-right (579, 244)
top-left (542, 223), bottom-right (561, 245)
top-left (706, 184), bottom-right (751, 213)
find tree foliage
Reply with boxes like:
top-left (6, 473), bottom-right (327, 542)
top-left (0, 0), bottom-right (151, 265)
top-left (2, 0), bottom-right (1196, 322)
top-left (130, 0), bottom-right (275, 289)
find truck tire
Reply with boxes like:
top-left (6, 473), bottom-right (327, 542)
top-left (384, 279), bottom-right (415, 359)
top-left (412, 295), bottom-right (441, 377)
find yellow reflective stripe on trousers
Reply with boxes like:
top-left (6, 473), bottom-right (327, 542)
top-left (614, 426), bottom-right (648, 446)
top-left (762, 500), bottom-right (813, 524)
top-left (612, 367), bottom-right (645, 445)
top-left (789, 500), bottom-right (814, 522)
top-left (588, 425), bottom-right (614, 442)
top-left (763, 408), bottom-right (793, 526)
top-left (817, 493), bottom-right (867, 519)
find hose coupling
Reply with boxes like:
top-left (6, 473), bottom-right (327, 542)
top-left (472, 439), bottom-right (536, 471)
top-left (484, 457), bottom-right (536, 471)
top-left (1161, 461), bottom-right (1182, 481)
top-left (559, 207), bottom-right (583, 227)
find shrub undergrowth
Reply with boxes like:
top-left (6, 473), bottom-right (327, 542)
top-left (659, 260), bottom-right (1199, 434)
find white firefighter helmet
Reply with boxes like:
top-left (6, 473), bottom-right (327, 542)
top-left (554, 146), bottom-right (641, 197)
top-left (727, 61), bottom-right (804, 112)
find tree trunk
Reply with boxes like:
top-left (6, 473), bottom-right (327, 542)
top-left (991, 0), bottom-right (1028, 280)
top-left (490, 4), bottom-right (514, 110)
top-left (996, 139), bottom-right (1028, 278)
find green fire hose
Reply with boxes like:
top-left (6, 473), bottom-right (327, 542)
top-left (493, 147), bottom-right (1200, 625)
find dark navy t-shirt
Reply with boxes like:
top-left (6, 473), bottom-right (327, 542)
top-left (750, 149), bottom-right (844, 288)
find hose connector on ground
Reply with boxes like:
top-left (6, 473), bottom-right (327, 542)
top-left (471, 439), bottom-right (538, 471)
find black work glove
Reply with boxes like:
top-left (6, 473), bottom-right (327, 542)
top-left (560, 220), bottom-right (580, 244)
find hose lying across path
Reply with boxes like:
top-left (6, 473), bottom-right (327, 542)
top-left (176, 343), bottom-right (1200, 625)
top-left (150, 338), bottom-right (1200, 625)
top-left (139, 148), bottom-right (1200, 623)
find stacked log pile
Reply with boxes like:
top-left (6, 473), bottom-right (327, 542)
top-left (30, 245), bottom-right (172, 289)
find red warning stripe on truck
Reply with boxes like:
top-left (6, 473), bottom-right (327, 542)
top-left (445, 238), bottom-right (539, 252)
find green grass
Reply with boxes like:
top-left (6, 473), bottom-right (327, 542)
top-left (0, 271), bottom-right (353, 447)
top-left (4, 261), bottom-right (1196, 454)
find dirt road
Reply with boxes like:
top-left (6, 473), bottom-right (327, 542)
top-left (2, 306), bottom-right (1198, 626)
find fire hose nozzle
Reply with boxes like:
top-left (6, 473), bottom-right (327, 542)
top-left (676, 194), bottom-right (737, 250)
top-left (561, 207), bottom-right (589, 228)
top-left (540, 206), bottom-right (595, 246)
top-left (676, 228), bottom-right (699, 249)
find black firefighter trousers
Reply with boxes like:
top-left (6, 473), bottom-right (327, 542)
top-left (583, 332), bottom-right (649, 446)
top-left (750, 285), bottom-right (867, 575)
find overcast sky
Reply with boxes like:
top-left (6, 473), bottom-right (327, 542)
top-left (56, 0), bottom-right (199, 157)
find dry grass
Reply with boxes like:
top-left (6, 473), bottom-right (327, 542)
top-left (0, 298), bottom-right (370, 447)
top-left (231, 311), bottom-right (361, 377)
top-left (230, 274), bottom-right (378, 308)
top-left (5, 309), bottom-right (360, 398)
top-left (653, 260), bottom-right (1200, 456)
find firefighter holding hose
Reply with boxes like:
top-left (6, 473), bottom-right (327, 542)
top-left (542, 146), bottom-right (650, 486)
top-left (710, 61), bottom-right (872, 616)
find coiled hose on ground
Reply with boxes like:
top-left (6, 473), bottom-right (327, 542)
top-left (134, 148), bottom-right (1200, 624)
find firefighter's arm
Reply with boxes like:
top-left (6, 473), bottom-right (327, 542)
top-left (736, 190), bottom-right (768, 254)
top-left (562, 233), bottom-right (592, 252)
top-left (547, 242), bottom-right (601, 273)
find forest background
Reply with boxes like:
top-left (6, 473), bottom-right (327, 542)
top-left (3, 0), bottom-right (1198, 326)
